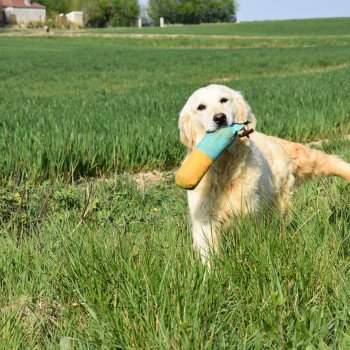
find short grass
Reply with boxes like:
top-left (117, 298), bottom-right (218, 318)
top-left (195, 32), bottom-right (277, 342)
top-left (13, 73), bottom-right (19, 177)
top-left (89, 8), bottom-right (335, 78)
top-left (80, 17), bottom-right (350, 36)
top-left (1, 18), bottom-right (350, 348)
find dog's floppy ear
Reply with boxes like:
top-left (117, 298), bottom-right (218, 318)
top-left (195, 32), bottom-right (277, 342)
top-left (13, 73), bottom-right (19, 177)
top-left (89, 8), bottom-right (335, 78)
top-left (178, 110), bottom-right (196, 150)
top-left (232, 91), bottom-right (257, 129)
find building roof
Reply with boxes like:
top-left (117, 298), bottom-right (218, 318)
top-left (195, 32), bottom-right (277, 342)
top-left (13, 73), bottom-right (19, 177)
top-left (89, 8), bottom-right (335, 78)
top-left (0, 0), bottom-right (45, 9)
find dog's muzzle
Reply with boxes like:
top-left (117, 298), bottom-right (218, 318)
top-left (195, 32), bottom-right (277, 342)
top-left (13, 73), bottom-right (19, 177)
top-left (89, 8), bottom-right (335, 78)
top-left (213, 113), bottom-right (227, 128)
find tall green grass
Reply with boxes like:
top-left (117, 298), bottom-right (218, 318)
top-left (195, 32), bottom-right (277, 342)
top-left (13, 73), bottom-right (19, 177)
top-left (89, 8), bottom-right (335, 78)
top-left (1, 34), bottom-right (350, 182)
top-left (1, 19), bottom-right (350, 348)
top-left (1, 146), bottom-right (350, 347)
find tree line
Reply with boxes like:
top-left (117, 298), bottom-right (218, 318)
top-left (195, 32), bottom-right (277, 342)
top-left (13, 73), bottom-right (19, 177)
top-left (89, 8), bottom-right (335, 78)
top-left (1, 0), bottom-right (237, 27)
top-left (148, 0), bottom-right (237, 25)
top-left (39, 0), bottom-right (140, 27)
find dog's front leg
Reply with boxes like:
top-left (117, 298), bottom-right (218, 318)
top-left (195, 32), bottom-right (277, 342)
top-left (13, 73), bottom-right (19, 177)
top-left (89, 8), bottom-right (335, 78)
top-left (188, 189), bottom-right (219, 263)
top-left (191, 219), bottom-right (219, 263)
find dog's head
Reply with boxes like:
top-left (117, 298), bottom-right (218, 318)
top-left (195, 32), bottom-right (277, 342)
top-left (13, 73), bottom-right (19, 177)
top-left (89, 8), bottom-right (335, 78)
top-left (179, 84), bottom-right (256, 149)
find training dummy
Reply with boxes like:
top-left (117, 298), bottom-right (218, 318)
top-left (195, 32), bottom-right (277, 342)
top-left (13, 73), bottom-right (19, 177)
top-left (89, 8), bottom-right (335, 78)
top-left (175, 124), bottom-right (253, 190)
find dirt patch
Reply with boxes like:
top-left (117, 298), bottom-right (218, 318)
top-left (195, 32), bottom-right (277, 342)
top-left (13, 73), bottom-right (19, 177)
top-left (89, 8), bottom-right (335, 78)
top-left (2, 30), bottom-right (350, 40)
top-left (127, 134), bottom-right (350, 190)
top-left (209, 63), bottom-right (350, 84)
top-left (2, 296), bottom-right (61, 331)
top-left (131, 170), bottom-right (167, 191)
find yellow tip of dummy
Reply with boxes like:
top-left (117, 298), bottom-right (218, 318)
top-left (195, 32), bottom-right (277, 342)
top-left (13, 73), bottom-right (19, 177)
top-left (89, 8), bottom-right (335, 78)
top-left (175, 149), bottom-right (213, 190)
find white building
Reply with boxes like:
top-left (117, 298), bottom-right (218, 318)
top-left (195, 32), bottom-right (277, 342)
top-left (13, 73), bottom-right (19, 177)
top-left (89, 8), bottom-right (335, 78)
top-left (1, 0), bottom-right (46, 23)
top-left (66, 11), bottom-right (83, 27)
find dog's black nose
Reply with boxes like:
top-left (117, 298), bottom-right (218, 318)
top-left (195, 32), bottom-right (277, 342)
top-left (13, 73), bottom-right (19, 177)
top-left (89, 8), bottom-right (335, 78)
top-left (213, 113), bottom-right (227, 125)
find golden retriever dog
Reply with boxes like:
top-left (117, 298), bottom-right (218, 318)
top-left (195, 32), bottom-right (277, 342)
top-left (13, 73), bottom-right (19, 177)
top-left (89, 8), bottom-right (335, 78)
top-left (179, 84), bottom-right (350, 261)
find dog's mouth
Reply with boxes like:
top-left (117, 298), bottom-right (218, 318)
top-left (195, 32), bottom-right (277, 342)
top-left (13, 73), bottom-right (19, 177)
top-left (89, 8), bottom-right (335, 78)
top-left (206, 120), bottom-right (253, 133)
top-left (206, 122), bottom-right (229, 133)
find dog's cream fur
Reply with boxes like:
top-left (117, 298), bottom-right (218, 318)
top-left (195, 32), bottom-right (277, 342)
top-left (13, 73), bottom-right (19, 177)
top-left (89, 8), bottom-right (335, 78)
top-left (179, 84), bottom-right (350, 260)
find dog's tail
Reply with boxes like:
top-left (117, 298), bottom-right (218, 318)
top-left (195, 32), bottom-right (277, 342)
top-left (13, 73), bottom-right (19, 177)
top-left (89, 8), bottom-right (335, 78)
top-left (281, 140), bottom-right (350, 183)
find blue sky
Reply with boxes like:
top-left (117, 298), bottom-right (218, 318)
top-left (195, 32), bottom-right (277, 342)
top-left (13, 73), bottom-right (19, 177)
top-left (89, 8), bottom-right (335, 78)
top-left (139, 0), bottom-right (350, 22)
top-left (237, 0), bottom-right (350, 21)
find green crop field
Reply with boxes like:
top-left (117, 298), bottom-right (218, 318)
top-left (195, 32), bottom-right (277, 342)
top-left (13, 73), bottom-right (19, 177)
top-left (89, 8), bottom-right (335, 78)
top-left (1, 18), bottom-right (350, 348)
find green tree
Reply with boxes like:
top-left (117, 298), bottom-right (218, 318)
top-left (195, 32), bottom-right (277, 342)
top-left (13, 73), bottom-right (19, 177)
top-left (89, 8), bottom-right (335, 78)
top-left (39, 0), bottom-right (72, 15)
top-left (147, 0), bottom-right (177, 24)
top-left (202, 0), bottom-right (236, 22)
top-left (0, 4), bottom-right (6, 27)
top-left (148, 0), bottom-right (236, 24)
top-left (0, 5), bottom-right (3, 24)
top-left (109, 0), bottom-right (139, 27)
top-left (71, 0), bottom-right (139, 27)
top-left (73, 0), bottom-right (110, 27)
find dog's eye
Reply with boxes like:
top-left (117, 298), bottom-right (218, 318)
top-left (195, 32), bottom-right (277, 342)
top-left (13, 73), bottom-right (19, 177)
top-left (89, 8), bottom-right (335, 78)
top-left (220, 98), bottom-right (228, 103)
top-left (197, 104), bottom-right (206, 111)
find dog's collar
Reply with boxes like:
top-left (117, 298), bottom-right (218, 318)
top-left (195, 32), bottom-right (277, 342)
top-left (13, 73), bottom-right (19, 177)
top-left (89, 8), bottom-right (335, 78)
top-left (239, 121), bottom-right (251, 126)
top-left (235, 121), bottom-right (254, 139)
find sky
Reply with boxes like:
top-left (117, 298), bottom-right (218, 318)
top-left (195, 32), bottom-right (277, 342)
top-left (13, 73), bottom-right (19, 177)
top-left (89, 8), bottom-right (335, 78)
top-left (237, 0), bottom-right (350, 21)
top-left (139, 0), bottom-right (350, 22)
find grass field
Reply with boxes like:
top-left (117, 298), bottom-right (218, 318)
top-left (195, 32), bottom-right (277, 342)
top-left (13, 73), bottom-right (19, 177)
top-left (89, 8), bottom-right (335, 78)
top-left (1, 18), bottom-right (350, 348)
